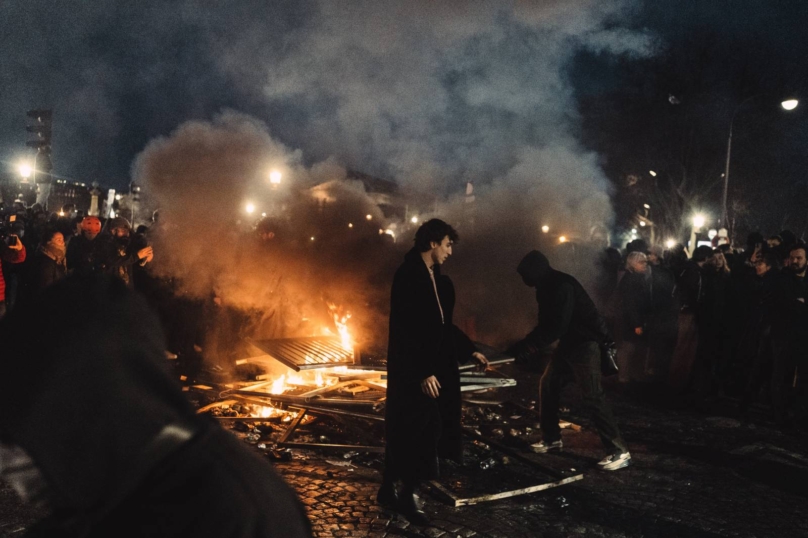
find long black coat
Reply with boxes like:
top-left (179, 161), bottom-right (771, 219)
top-left (385, 248), bottom-right (476, 481)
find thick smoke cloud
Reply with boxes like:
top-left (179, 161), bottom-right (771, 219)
top-left (133, 111), bottom-right (399, 358)
top-left (3, 1), bottom-right (653, 350)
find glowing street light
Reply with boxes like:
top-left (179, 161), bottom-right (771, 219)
top-left (781, 99), bottom-right (799, 111)
top-left (541, 225), bottom-right (550, 233)
top-left (269, 170), bottom-right (282, 184)
top-left (261, 212), bottom-right (267, 217)
top-left (348, 223), bottom-right (353, 228)
top-left (366, 214), bottom-right (373, 221)
top-left (410, 216), bottom-right (418, 224)
top-left (723, 97), bottom-right (799, 226)
top-left (245, 202), bottom-right (255, 214)
top-left (558, 236), bottom-right (567, 243)
top-left (18, 164), bottom-right (32, 179)
top-left (692, 214), bottom-right (706, 229)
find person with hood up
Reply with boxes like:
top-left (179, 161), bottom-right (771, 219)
top-left (106, 216), bottom-right (153, 287)
top-left (380, 219), bottom-right (488, 525)
top-left (509, 250), bottom-right (630, 471)
top-left (0, 275), bottom-right (311, 537)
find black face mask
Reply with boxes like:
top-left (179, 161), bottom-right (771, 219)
top-left (114, 234), bottom-right (131, 247)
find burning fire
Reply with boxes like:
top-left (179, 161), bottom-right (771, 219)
top-left (326, 302), bottom-right (353, 352)
top-left (269, 370), bottom-right (328, 395)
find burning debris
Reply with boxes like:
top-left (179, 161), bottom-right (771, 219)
top-left (184, 335), bottom-right (588, 507)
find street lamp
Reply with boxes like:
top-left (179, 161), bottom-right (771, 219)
top-left (541, 225), bottom-right (550, 233)
top-left (18, 163), bottom-right (32, 180)
top-left (722, 97), bottom-right (798, 227)
top-left (269, 170), bottom-right (282, 184)
top-left (782, 99), bottom-right (799, 111)
top-left (245, 202), bottom-right (255, 214)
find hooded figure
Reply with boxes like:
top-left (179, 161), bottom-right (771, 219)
top-left (511, 250), bottom-right (630, 471)
top-left (0, 275), bottom-right (310, 538)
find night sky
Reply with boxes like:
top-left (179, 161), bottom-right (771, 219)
top-left (1, 0), bottom-right (805, 234)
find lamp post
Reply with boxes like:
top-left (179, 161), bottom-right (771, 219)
top-left (721, 97), bottom-right (799, 227)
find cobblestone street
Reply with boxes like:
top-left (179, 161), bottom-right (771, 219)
top-left (268, 379), bottom-right (808, 538)
top-left (1, 376), bottom-right (806, 538)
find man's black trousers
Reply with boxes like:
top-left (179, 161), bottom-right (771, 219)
top-left (539, 340), bottom-right (627, 454)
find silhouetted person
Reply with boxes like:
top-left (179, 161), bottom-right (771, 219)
top-left (0, 275), bottom-right (311, 537)
top-left (510, 250), bottom-right (630, 471)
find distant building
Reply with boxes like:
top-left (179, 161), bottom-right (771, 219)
top-left (346, 169), bottom-right (404, 220)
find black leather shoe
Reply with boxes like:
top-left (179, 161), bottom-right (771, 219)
top-left (376, 482), bottom-right (398, 509)
top-left (398, 492), bottom-right (429, 526)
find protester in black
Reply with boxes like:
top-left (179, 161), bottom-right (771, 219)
top-left (510, 250), bottom-right (630, 471)
top-left (381, 219), bottom-right (487, 525)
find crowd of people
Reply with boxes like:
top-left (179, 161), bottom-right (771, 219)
top-left (596, 232), bottom-right (807, 429)
top-left (0, 202), bottom-right (153, 319)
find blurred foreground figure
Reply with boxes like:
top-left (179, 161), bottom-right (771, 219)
top-left (0, 275), bottom-right (311, 538)
top-left (510, 250), bottom-right (630, 471)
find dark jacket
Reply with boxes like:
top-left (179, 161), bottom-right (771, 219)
top-left (515, 250), bottom-right (609, 352)
top-left (646, 265), bottom-right (680, 342)
top-left (618, 270), bottom-right (650, 341)
top-left (0, 276), bottom-right (310, 538)
top-left (106, 236), bottom-right (148, 288)
top-left (771, 270), bottom-right (808, 341)
top-left (385, 248), bottom-right (476, 480)
top-left (22, 247), bottom-right (67, 301)
top-left (66, 234), bottom-right (110, 275)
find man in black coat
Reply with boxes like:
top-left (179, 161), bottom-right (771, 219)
top-left (510, 250), bottom-right (630, 471)
top-left (770, 244), bottom-right (808, 427)
top-left (0, 275), bottom-right (311, 538)
top-left (381, 219), bottom-right (488, 525)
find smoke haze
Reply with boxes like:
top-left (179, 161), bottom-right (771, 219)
top-left (4, 1), bottom-right (654, 349)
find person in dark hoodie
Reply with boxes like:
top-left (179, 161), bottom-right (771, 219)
top-left (509, 250), bottom-right (630, 471)
top-left (0, 275), bottom-right (311, 538)
top-left (380, 219), bottom-right (488, 525)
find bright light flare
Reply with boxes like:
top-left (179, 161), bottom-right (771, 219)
top-left (781, 99), bottom-right (799, 111)
top-left (665, 239), bottom-right (676, 249)
top-left (411, 216), bottom-right (418, 224)
top-left (245, 202), bottom-right (255, 214)
top-left (692, 214), bottom-right (706, 229)
top-left (348, 223), bottom-right (353, 228)
top-left (269, 170), bottom-right (282, 184)
top-left (366, 214), bottom-right (373, 221)
top-left (643, 203), bottom-right (651, 209)
top-left (649, 170), bottom-right (657, 177)
top-left (639, 221), bottom-right (646, 227)
top-left (541, 225), bottom-right (550, 233)
top-left (559, 236), bottom-right (567, 243)
top-left (18, 164), bottom-right (32, 178)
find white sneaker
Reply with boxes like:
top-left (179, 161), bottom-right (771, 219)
top-left (530, 439), bottom-right (563, 453)
top-left (599, 451), bottom-right (631, 471)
